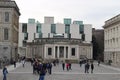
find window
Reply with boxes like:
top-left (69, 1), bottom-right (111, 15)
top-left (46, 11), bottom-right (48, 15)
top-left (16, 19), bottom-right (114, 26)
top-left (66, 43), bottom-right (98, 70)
top-left (22, 23), bottom-right (27, 33)
top-left (64, 18), bottom-right (71, 24)
top-left (48, 48), bottom-right (52, 55)
top-left (24, 33), bottom-right (28, 40)
top-left (65, 24), bottom-right (70, 34)
top-left (4, 28), bottom-right (9, 40)
top-left (5, 12), bottom-right (9, 22)
top-left (71, 48), bottom-right (75, 56)
top-left (51, 24), bottom-right (56, 33)
top-left (79, 25), bottom-right (84, 34)
top-left (36, 24), bottom-right (42, 33)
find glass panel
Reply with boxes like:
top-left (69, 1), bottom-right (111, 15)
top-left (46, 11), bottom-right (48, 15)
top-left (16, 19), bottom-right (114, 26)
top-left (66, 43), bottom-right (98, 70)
top-left (36, 24), bottom-right (42, 33)
top-left (79, 25), bottom-right (84, 34)
top-left (22, 23), bottom-right (27, 33)
top-left (24, 33), bottom-right (28, 40)
top-left (48, 48), bottom-right (52, 55)
top-left (71, 48), bottom-right (75, 56)
top-left (65, 24), bottom-right (70, 34)
top-left (51, 24), bottom-right (56, 33)
top-left (64, 18), bottom-right (71, 24)
top-left (28, 19), bottom-right (35, 24)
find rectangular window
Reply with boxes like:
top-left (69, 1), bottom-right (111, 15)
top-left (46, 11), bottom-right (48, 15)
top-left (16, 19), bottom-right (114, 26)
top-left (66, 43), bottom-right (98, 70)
top-left (36, 24), bottom-right (42, 33)
top-left (4, 28), bottom-right (9, 40)
top-left (79, 25), bottom-right (84, 34)
top-left (65, 24), bottom-right (70, 34)
top-left (48, 48), bottom-right (52, 55)
top-left (22, 23), bottom-right (27, 33)
top-left (51, 24), bottom-right (56, 33)
top-left (64, 18), bottom-right (71, 24)
top-left (5, 12), bottom-right (9, 22)
top-left (24, 33), bottom-right (28, 40)
top-left (71, 48), bottom-right (75, 56)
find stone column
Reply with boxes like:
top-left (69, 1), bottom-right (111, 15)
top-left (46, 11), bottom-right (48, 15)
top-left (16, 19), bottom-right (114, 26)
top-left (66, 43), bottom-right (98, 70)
top-left (68, 46), bottom-right (70, 59)
top-left (57, 46), bottom-right (59, 58)
top-left (44, 45), bottom-right (47, 59)
top-left (64, 46), bottom-right (66, 59)
top-left (53, 45), bottom-right (55, 59)
top-left (76, 46), bottom-right (79, 59)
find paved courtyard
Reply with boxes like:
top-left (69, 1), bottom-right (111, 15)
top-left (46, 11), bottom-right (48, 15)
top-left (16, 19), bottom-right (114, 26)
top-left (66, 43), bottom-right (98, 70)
top-left (1, 62), bottom-right (120, 80)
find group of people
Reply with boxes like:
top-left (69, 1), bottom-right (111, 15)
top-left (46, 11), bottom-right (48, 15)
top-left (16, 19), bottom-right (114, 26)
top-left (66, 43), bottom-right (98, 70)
top-left (2, 58), bottom-right (101, 80)
top-left (32, 59), bottom-right (52, 80)
top-left (84, 62), bottom-right (94, 73)
top-left (62, 62), bottom-right (72, 71)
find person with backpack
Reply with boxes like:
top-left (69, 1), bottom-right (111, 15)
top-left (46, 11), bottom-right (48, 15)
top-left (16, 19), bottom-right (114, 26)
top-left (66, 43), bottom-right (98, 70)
top-left (39, 63), bottom-right (46, 80)
top-left (3, 66), bottom-right (8, 80)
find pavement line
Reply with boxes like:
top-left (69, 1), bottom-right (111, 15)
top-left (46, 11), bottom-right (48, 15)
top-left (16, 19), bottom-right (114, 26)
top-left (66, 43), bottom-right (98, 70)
top-left (9, 72), bottom-right (120, 74)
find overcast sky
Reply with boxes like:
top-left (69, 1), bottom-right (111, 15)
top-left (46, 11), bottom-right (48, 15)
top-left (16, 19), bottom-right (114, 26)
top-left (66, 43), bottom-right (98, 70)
top-left (15, 0), bottom-right (120, 29)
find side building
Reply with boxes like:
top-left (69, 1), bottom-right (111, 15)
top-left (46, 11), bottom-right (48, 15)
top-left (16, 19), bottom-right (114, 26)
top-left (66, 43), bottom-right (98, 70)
top-left (92, 28), bottom-right (104, 61)
top-left (103, 14), bottom-right (120, 66)
top-left (0, 0), bottom-right (20, 62)
top-left (19, 17), bottom-right (92, 61)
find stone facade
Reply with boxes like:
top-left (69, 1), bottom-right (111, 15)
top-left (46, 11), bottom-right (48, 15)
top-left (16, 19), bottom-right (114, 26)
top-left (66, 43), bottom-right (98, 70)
top-left (19, 17), bottom-right (92, 61)
top-left (27, 38), bottom-right (92, 61)
top-left (103, 14), bottom-right (120, 66)
top-left (0, 0), bottom-right (20, 62)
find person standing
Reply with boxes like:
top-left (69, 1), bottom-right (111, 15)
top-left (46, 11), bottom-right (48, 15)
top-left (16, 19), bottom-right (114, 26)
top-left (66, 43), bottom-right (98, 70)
top-left (3, 66), bottom-right (8, 80)
top-left (98, 60), bottom-right (100, 66)
top-left (39, 65), bottom-right (46, 80)
top-left (13, 60), bottom-right (16, 68)
top-left (62, 62), bottom-right (65, 70)
top-left (22, 60), bottom-right (25, 67)
top-left (91, 63), bottom-right (94, 73)
top-left (66, 63), bottom-right (69, 71)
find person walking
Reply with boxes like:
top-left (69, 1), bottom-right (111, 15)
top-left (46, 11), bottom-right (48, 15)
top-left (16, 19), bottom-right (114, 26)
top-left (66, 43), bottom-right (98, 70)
top-left (3, 66), bottom-right (8, 80)
top-left (91, 63), bottom-right (94, 73)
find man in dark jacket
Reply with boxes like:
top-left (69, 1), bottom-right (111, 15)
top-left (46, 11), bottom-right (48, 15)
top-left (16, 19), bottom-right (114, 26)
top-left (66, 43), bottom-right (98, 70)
top-left (39, 65), bottom-right (46, 80)
top-left (3, 66), bottom-right (8, 80)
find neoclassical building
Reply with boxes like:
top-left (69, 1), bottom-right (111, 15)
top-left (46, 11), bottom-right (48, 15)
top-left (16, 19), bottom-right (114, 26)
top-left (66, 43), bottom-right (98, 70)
top-left (19, 17), bottom-right (92, 61)
top-left (103, 14), bottom-right (120, 66)
top-left (0, 0), bottom-right (20, 61)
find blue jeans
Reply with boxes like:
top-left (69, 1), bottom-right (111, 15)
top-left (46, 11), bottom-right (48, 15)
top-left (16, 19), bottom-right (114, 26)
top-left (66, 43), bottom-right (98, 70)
top-left (3, 75), bottom-right (7, 80)
top-left (39, 75), bottom-right (45, 80)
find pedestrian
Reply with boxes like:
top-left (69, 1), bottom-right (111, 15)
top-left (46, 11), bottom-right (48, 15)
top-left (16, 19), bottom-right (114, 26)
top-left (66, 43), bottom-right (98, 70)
top-left (91, 63), bottom-right (94, 73)
top-left (39, 65), bottom-right (46, 80)
top-left (3, 66), bottom-right (8, 80)
top-left (69, 62), bottom-right (72, 70)
top-left (13, 60), bottom-right (16, 68)
top-left (22, 60), bottom-right (25, 67)
top-left (85, 62), bottom-right (90, 73)
top-left (79, 61), bottom-right (82, 67)
top-left (66, 63), bottom-right (69, 71)
top-left (62, 62), bottom-right (65, 70)
top-left (98, 60), bottom-right (100, 66)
